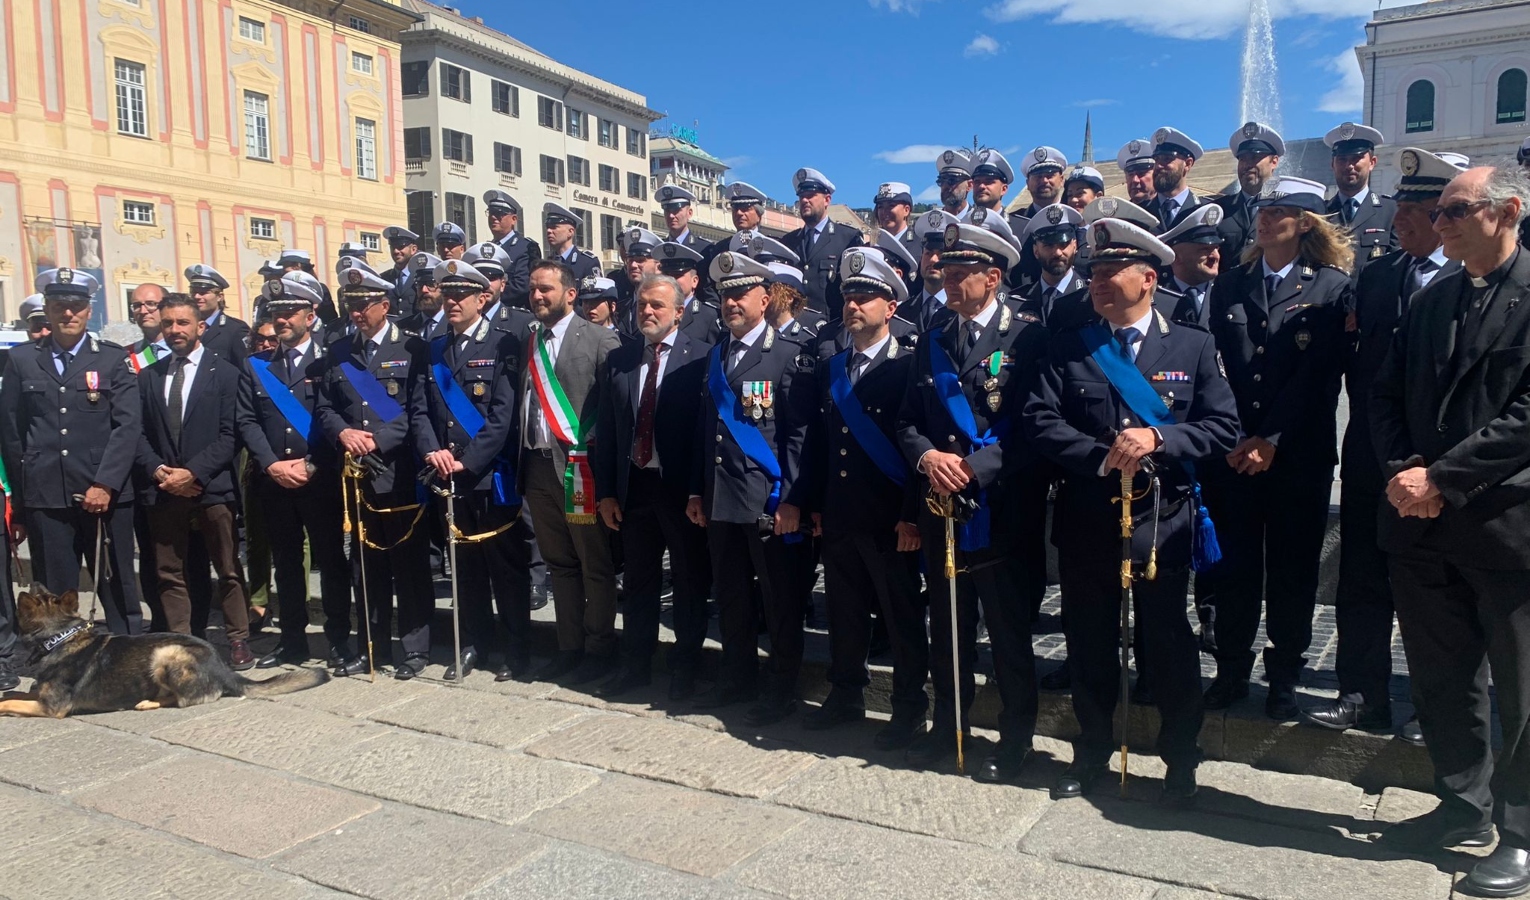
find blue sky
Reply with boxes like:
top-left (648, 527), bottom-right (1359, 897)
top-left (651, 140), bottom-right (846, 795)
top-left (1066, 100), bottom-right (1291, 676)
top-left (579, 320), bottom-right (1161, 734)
top-left (452, 0), bottom-right (1406, 205)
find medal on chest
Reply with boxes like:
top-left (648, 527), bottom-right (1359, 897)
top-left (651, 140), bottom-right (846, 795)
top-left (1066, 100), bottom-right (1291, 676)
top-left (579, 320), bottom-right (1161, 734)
top-left (84, 371), bottom-right (101, 404)
top-left (984, 352), bottom-right (1002, 412)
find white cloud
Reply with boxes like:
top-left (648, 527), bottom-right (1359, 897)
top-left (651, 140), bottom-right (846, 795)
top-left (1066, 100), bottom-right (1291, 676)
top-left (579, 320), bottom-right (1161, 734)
top-left (982, 0), bottom-right (1414, 41)
top-left (1071, 99), bottom-right (1119, 108)
top-left (873, 144), bottom-right (951, 164)
top-left (1317, 50), bottom-right (1365, 113)
top-left (964, 33), bottom-right (1002, 57)
top-left (915, 184), bottom-right (942, 203)
top-left (868, 0), bottom-right (937, 12)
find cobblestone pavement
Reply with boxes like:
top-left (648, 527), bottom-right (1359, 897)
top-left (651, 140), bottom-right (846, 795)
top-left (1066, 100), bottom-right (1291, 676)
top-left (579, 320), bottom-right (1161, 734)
top-left (0, 653), bottom-right (1482, 900)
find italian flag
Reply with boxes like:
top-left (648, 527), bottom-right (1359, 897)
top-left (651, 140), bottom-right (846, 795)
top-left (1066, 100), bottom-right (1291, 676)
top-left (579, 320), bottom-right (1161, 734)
top-left (128, 345), bottom-right (160, 374)
top-left (529, 329), bottom-right (596, 524)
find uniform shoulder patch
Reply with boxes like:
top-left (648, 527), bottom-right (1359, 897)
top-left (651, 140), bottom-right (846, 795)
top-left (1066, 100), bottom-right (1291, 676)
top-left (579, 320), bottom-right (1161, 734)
top-left (796, 353), bottom-right (816, 372)
top-left (1016, 310), bottom-right (1041, 324)
top-left (578, 248), bottom-right (598, 259)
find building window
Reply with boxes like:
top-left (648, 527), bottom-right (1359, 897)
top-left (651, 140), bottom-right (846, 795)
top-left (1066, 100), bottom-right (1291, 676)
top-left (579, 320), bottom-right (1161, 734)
top-left (442, 128), bottom-right (473, 164)
top-left (347, 15), bottom-right (371, 33)
top-left (441, 63), bottom-right (470, 102)
top-left (598, 164), bottom-right (618, 193)
top-left (575, 210), bottom-right (592, 248)
top-left (114, 59), bottom-right (148, 138)
top-left (406, 190), bottom-right (433, 241)
top-left (540, 154), bottom-right (565, 186)
top-left (1405, 80), bottom-right (1435, 134)
top-left (401, 61), bottom-right (430, 97)
top-left (598, 119), bottom-right (616, 149)
top-left (537, 96), bottom-right (563, 130)
top-left (351, 52), bottom-right (373, 76)
top-left (250, 218), bottom-right (276, 241)
top-left (237, 17), bottom-right (265, 43)
top-left (492, 80), bottom-right (518, 116)
top-left (567, 108), bottom-right (587, 140)
top-left (403, 126), bottom-right (430, 161)
top-left (494, 142), bottom-right (522, 175)
top-left (244, 91), bottom-right (271, 160)
top-left (626, 127), bottom-right (645, 158)
top-left (355, 118), bottom-right (377, 180)
top-left (627, 172), bottom-right (647, 200)
top-left (360, 232), bottom-right (381, 252)
top-left (600, 214), bottom-right (620, 253)
top-left (1498, 69), bottom-right (1528, 125)
top-left (445, 193), bottom-right (476, 244)
top-left (122, 200), bottom-right (155, 225)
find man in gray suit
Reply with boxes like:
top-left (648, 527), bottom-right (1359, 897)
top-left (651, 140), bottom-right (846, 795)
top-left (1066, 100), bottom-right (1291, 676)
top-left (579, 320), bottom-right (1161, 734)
top-left (522, 258), bottom-right (623, 684)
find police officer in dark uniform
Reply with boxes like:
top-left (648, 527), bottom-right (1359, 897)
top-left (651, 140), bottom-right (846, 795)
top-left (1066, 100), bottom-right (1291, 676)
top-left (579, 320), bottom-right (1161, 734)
top-left (435, 222), bottom-right (468, 261)
top-left (698, 181), bottom-right (770, 308)
top-left (396, 251), bottom-right (447, 341)
top-left (314, 267), bottom-right (436, 679)
top-left (1160, 203), bottom-right (1226, 328)
top-left (1201, 176), bottom-right (1352, 719)
top-left (1215, 123), bottom-right (1284, 267)
top-left (901, 210), bottom-right (959, 334)
top-left (615, 227), bottom-right (664, 337)
top-left (687, 251), bottom-right (817, 725)
top-left (543, 202), bottom-right (601, 283)
top-left (1018, 204), bottom-right (1086, 323)
top-left (872, 181), bottom-right (918, 259)
top-left (813, 245), bottom-right (920, 357)
top-left (1147, 127), bottom-right (1206, 230)
top-left (895, 220), bottom-right (1049, 781)
top-left (1325, 122), bottom-right (1399, 276)
top-left (1117, 139), bottom-right (1158, 209)
top-left (1008, 146), bottom-right (1070, 231)
top-left (1302, 147), bottom-right (1461, 738)
top-left (806, 248), bottom-right (928, 748)
top-left (484, 190), bottom-right (540, 309)
top-left (779, 168), bottom-right (865, 320)
top-left (418, 259), bottom-right (529, 681)
top-left (0, 268), bottom-right (144, 635)
top-left (238, 273), bottom-right (355, 668)
top-left (1024, 218), bottom-right (1240, 806)
top-left (656, 184), bottom-right (709, 252)
top-left (655, 241), bottom-right (721, 345)
top-left (380, 226), bottom-right (421, 303)
top-left (185, 264), bottom-right (251, 364)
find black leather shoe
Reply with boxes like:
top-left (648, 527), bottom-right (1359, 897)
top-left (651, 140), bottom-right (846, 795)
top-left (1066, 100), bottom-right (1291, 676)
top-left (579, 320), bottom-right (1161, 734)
top-left (905, 729), bottom-right (962, 769)
top-left (593, 669), bottom-right (651, 699)
top-left (1203, 675), bottom-right (1250, 710)
top-left (1266, 682), bottom-right (1299, 720)
top-left (393, 654), bottom-right (428, 681)
top-left (743, 694), bottom-right (798, 726)
top-left (567, 655), bottom-right (617, 686)
top-left (443, 648), bottom-right (478, 681)
top-left (1381, 808), bottom-right (1495, 851)
top-left (1159, 764), bottom-right (1199, 809)
top-left (1400, 715), bottom-right (1425, 746)
top-left (693, 681), bottom-right (758, 710)
top-left (802, 691), bottom-right (866, 731)
top-left (1051, 762), bottom-right (1111, 800)
top-left (326, 647), bottom-right (349, 669)
top-left (332, 656), bottom-right (371, 678)
top-left (1130, 677), bottom-right (1155, 706)
top-left (1302, 697), bottom-right (1392, 732)
top-left (494, 656), bottom-right (532, 682)
top-left (874, 716), bottom-right (926, 751)
top-left (668, 670), bottom-right (697, 701)
top-left (1469, 845), bottom-right (1530, 897)
top-left (0, 659), bottom-right (19, 692)
top-left (256, 646), bottom-right (309, 669)
top-left (974, 743), bottom-right (1033, 784)
top-left (1039, 663), bottom-right (1072, 691)
top-left (532, 652), bottom-right (583, 683)
top-left (529, 584), bottom-right (550, 612)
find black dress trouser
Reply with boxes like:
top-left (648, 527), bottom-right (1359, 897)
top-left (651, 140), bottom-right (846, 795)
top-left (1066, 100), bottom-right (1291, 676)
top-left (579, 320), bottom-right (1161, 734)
top-left (1334, 486), bottom-right (1395, 705)
top-left (822, 528), bottom-right (929, 719)
top-left (616, 467), bottom-right (710, 677)
top-left (257, 475), bottom-right (353, 657)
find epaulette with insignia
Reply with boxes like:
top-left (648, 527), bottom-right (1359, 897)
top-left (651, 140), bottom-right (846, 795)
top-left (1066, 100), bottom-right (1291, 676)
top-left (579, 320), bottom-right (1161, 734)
top-left (97, 339), bottom-right (124, 350)
top-left (796, 353), bottom-right (815, 372)
top-left (579, 249), bottom-right (598, 259)
top-left (1016, 310), bottom-right (1041, 324)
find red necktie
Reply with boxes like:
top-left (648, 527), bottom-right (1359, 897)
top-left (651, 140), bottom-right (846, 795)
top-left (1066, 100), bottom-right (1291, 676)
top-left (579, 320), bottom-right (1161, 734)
top-left (633, 342), bottom-right (666, 467)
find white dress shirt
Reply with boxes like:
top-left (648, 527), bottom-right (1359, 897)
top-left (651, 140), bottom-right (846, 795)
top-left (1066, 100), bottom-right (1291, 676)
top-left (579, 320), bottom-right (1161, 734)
top-left (165, 344), bottom-right (206, 407)
top-left (526, 311), bottom-right (576, 450)
top-left (726, 319), bottom-right (769, 372)
top-left (635, 329), bottom-right (679, 470)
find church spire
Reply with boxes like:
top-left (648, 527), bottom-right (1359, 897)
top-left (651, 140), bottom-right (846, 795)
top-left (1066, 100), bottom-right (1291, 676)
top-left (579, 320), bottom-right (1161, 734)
top-left (1082, 112), bottom-right (1094, 165)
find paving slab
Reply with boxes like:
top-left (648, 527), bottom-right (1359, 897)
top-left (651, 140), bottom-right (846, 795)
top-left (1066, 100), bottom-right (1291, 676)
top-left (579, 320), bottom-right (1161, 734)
top-left (0, 782), bottom-right (97, 846)
top-left (0, 713), bottom-right (82, 751)
top-left (524, 715), bottom-right (816, 799)
top-left (369, 689), bottom-right (592, 749)
top-left (524, 775), bottom-right (804, 877)
top-left (267, 674), bottom-right (438, 717)
top-left (1019, 795), bottom-right (1454, 900)
top-left (153, 700), bottom-right (388, 772)
top-left (73, 754), bottom-right (379, 859)
top-left (467, 843), bottom-right (774, 900)
top-left (771, 757), bottom-right (1050, 848)
top-left (75, 696), bottom-right (243, 736)
top-left (0, 727), bottom-right (171, 794)
top-left (1185, 760), bottom-right (1370, 834)
top-left (294, 729), bottom-right (599, 825)
top-left (1374, 786), bottom-right (1440, 825)
top-left (274, 804), bottom-right (546, 899)
top-left (725, 815), bottom-right (1161, 900)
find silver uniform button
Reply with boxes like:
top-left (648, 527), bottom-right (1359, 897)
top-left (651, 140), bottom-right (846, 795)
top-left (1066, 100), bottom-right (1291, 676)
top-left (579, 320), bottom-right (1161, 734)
top-left (61, 449), bottom-right (68, 456)
top-left (715, 456), bottom-right (723, 464)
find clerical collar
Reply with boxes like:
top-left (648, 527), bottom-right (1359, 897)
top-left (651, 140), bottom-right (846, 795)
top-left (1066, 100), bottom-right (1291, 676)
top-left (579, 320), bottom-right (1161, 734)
top-left (1469, 247), bottom-right (1520, 289)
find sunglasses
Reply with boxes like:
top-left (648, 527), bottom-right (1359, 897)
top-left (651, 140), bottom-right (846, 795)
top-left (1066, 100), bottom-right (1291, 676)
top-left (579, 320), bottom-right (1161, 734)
top-left (251, 334), bottom-right (278, 345)
top-left (936, 175), bottom-right (969, 187)
top-left (1428, 199), bottom-right (1492, 224)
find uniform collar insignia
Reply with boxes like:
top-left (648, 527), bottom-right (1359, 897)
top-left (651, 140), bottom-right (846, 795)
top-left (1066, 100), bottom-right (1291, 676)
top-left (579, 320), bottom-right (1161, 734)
top-left (997, 302), bottom-right (1013, 334)
top-left (887, 340), bottom-right (898, 359)
top-left (1154, 308), bottom-right (1170, 335)
top-left (762, 326), bottom-right (775, 351)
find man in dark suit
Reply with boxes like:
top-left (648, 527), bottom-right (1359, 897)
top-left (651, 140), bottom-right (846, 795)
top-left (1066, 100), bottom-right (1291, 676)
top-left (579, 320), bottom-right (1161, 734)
top-left (484, 191), bottom-right (541, 309)
top-left (687, 251), bottom-right (816, 725)
top-left (0, 268), bottom-right (143, 636)
top-left (656, 184), bottom-right (710, 252)
top-left (1159, 204), bottom-right (1224, 328)
top-left (1304, 148), bottom-right (1460, 737)
top-left (185, 264), bottom-right (250, 364)
top-left (592, 273), bottom-right (711, 699)
top-left (138, 294), bottom-right (252, 668)
top-left (521, 259), bottom-right (623, 684)
top-left (895, 220), bottom-right (1050, 782)
top-left (380, 226), bottom-right (421, 315)
top-left (778, 168), bottom-right (865, 320)
top-left (1024, 218), bottom-right (1240, 807)
top-left (806, 249), bottom-right (928, 747)
top-left (655, 242), bottom-right (721, 345)
top-left (238, 274), bottom-right (354, 669)
top-left (1146, 127), bottom-right (1206, 230)
top-left (1213, 123), bottom-right (1284, 267)
top-left (1324, 123), bottom-right (1399, 275)
top-left (314, 268), bottom-right (436, 679)
top-left (1370, 164), bottom-right (1530, 897)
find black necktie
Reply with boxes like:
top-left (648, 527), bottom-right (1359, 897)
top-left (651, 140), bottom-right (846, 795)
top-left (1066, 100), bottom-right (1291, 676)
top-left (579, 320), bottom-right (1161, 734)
top-left (1344, 197), bottom-right (1359, 225)
top-left (1406, 257), bottom-right (1437, 300)
top-left (729, 339), bottom-right (748, 373)
top-left (962, 321), bottom-right (980, 364)
top-left (1115, 327), bottom-right (1141, 363)
top-left (168, 356), bottom-right (186, 447)
top-left (56, 350), bottom-right (72, 376)
top-left (848, 352), bottom-right (868, 385)
top-left (1161, 198), bottom-right (1178, 226)
top-left (363, 340), bottom-right (376, 365)
top-left (285, 348), bottom-right (299, 379)
top-left (805, 228), bottom-right (817, 257)
top-left (1265, 273), bottom-right (1282, 299)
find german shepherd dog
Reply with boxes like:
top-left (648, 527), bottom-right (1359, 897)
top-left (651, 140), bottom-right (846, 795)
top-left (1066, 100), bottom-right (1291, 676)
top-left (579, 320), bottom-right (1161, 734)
top-left (0, 586), bottom-right (329, 717)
